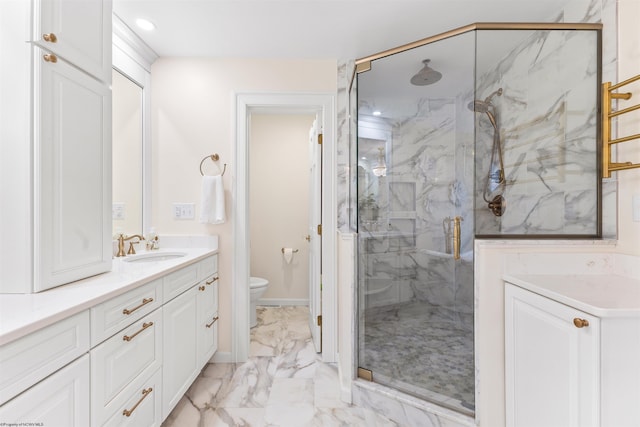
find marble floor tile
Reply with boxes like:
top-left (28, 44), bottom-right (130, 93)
top-left (162, 306), bottom-right (398, 427)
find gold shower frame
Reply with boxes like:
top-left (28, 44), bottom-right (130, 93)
top-left (354, 22), bottom-right (602, 74)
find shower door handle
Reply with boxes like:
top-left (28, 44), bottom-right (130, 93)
top-left (453, 216), bottom-right (462, 260)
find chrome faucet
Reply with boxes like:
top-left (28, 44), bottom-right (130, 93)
top-left (116, 234), bottom-right (145, 257)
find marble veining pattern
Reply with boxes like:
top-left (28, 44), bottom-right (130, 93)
top-left (162, 306), bottom-right (397, 427)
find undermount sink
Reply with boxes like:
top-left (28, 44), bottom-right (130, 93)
top-left (122, 252), bottom-right (187, 263)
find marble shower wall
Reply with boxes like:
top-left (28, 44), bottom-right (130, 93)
top-left (358, 95), bottom-right (475, 313)
top-left (474, 28), bottom-right (602, 236)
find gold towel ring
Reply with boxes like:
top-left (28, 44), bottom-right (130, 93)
top-left (199, 154), bottom-right (227, 176)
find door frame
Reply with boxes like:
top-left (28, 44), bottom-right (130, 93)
top-left (232, 92), bottom-right (337, 363)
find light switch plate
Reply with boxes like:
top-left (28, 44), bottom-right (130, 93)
top-left (172, 203), bottom-right (195, 220)
top-left (112, 202), bottom-right (125, 220)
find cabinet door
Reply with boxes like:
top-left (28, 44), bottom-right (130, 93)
top-left (162, 286), bottom-right (199, 419)
top-left (35, 0), bottom-right (112, 82)
top-left (35, 47), bottom-right (111, 291)
top-left (197, 279), bottom-right (218, 366)
top-left (505, 284), bottom-right (600, 427)
top-left (0, 354), bottom-right (89, 426)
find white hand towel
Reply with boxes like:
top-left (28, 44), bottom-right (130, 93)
top-left (199, 175), bottom-right (226, 224)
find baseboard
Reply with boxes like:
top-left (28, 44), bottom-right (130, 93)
top-left (210, 351), bottom-right (233, 363)
top-left (258, 298), bottom-right (309, 306)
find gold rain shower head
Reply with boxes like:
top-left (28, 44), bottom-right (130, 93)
top-left (410, 59), bottom-right (442, 86)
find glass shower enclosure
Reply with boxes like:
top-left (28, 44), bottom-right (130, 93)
top-left (354, 23), bottom-right (601, 417)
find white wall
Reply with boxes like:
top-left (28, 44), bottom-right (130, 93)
top-left (616, 0), bottom-right (640, 256)
top-left (249, 113), bottom-right (314, 303)
top-left (150, 58), bottom-right (337, 352)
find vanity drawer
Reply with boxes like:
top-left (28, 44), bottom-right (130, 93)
top-left (91, 309), bottom-right (162, 425)
top-left (163, 262), bottom-right (199, 302)
top-left (198, 255), bottom-right (218, 280)
top-left (91, 279), bottom-right (162, 346)
top-left (0, 310), bottom-right (90, 405)
top-left (102, 367), bottom-right (162, 427)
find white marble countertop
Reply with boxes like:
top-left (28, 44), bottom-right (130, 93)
top-left (504, 273), bottom-right (640, 317)
top-left (0, 247), bottom-right (217, 346)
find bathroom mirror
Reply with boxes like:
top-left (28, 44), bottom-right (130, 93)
top-left (112, 69), bottom-right (143, 234)
top-left (112, 18), bottom-right (154, 236)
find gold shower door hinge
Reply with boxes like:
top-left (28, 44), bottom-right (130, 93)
top-left (317, 133), bottom-right (323, 145)
top-left (317, 224), bottom-right (322, 235)
top-left (358, 367), bottom-right (373, 381)
top-left (317, 315), bottom-right (322, 326)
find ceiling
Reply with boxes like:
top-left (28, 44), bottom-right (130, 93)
top-left (112, 0), bottom-right (576, 59)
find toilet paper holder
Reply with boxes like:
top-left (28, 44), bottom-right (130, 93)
top-left (281, 248), bottom-right (299, 253)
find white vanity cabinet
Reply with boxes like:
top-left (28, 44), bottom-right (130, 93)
top-left (163, 256), bottom-right (219, 418)
top-left (0, 311), bottom-right (91, 425)
top-left (0, 251), bottom-right (218, 426)
top-left (0, 0), bottom-right (112, 293)
top-left (0, 354), bottom-right (90, 427)
top-left (505, 278), bottom-right (640, 427)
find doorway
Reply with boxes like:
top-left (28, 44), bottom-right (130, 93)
top-left (248, 113), bottom-right (321, 351)
top-left (233, 93), bottom-right (337, 363)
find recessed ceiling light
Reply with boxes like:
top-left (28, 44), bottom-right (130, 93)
top-left (373, 111), bottom-right (382, 116)
top-left (136, 18), bottom-right (155, 31)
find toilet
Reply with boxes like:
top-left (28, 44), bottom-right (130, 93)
top-left (249, 277), bottom-right (269, 328)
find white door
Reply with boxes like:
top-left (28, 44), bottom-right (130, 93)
top-left (308, 118), bottom-right (322, 352)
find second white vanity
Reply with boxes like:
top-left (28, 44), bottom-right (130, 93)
top-left (0, 247), bottom-right (218, 426)
top-left (504, 273), bottom-right (640, 427)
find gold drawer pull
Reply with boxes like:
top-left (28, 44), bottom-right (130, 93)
top-left (206, 276), bottom-right (219, 285)
top-left (573, 318), bottom-right (590, 328)
top-left (123, 297), bottom-right (154, 315)
top-left (42, 33), bottom-right (57, 43)
top-left (122, 387), bottom-right (153, 417)
top-left (123, 322), bottom-right (154, 342)
top-left (43, 53), bottom-right (57, 63)
top-left (206, 316), bottom-right (219, 328)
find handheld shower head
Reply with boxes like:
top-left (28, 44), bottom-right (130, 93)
top-left (483, 88), bottom-right (503, 104)
top-left (467, 87), bottom-right (503, 113)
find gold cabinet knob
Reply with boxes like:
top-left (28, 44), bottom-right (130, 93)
top-left (199, 285), bottom-right (206, 291)
top-left (43, 53), bottom-right (57, 63)
top-left (42, 33), bottom-right (57, 43)
top-left (573, 318), bottom-right (589, 328)
top-left (305, 235), bottom-right (311, 242)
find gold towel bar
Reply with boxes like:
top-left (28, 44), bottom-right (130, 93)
top-left (602, 73), bottom-right (640, 178)
top-left (199, 153), bottom-right (227, 176)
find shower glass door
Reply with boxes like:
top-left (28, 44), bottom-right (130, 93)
top-left (356, 31), bottom-right (476, 415)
